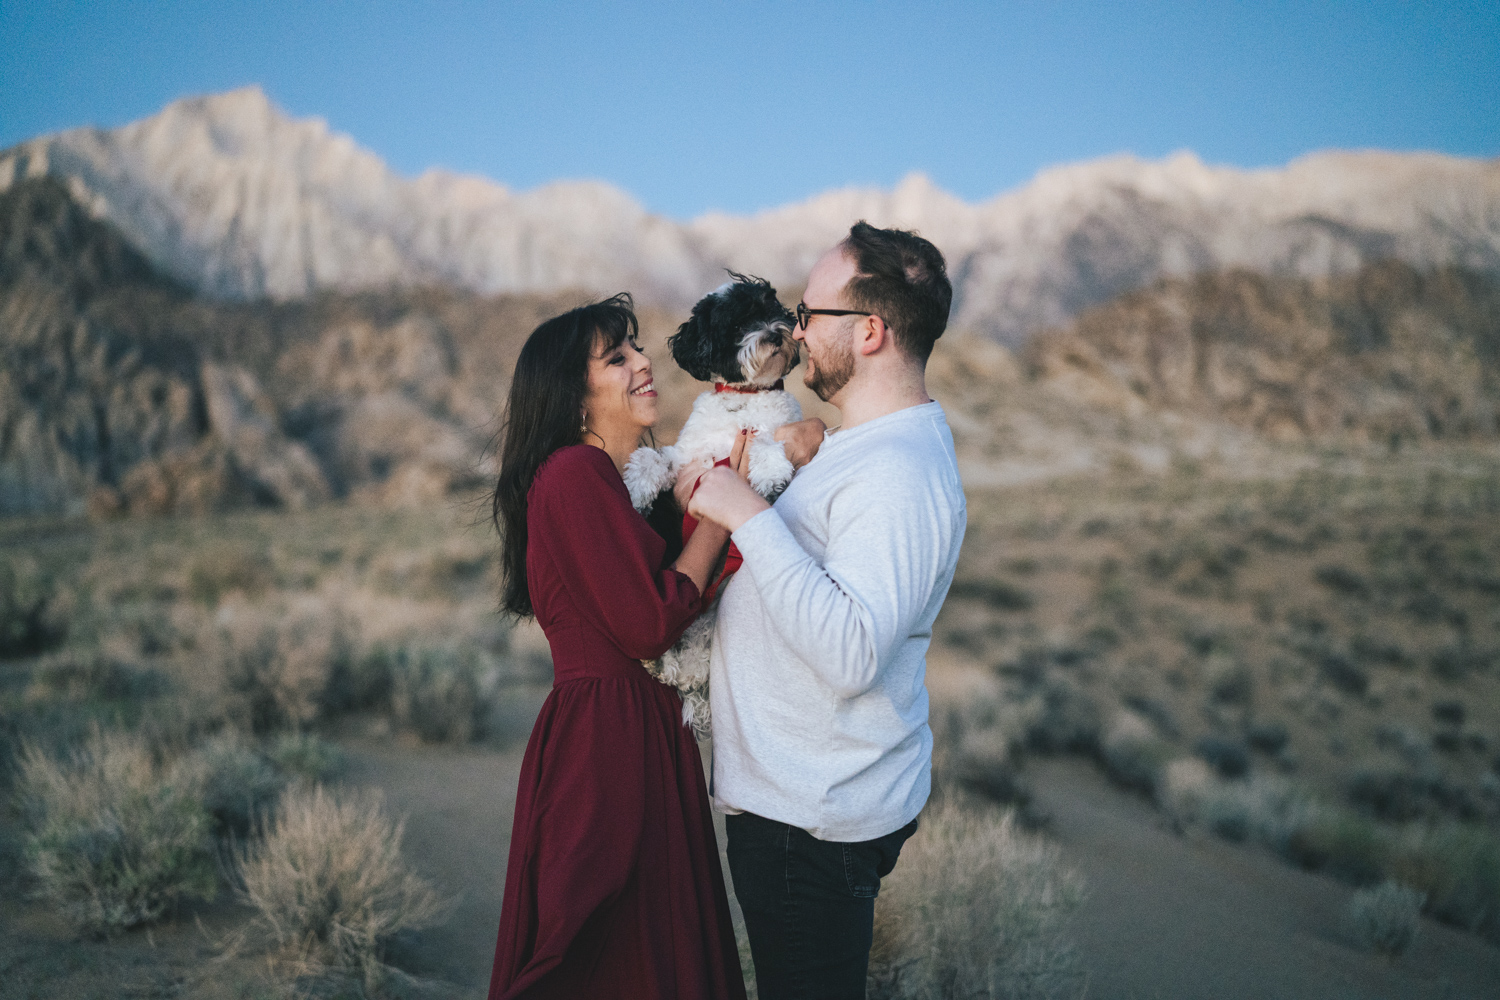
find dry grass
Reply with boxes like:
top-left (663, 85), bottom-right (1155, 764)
top-left (1347, 881), bottom-right (1425, 957)
top-left (198, 597), bottom-right (356, 734)
top-left (231, 784), bottom-right (452, 987)
top-left (1, 555), bottom-right (68, 659)
top-left (943, 451), bottom-right (1500, 945)
top-left (14, 727), bottom-right (217, 935)
top-left (869, 798), bottom-right (1084, 1000)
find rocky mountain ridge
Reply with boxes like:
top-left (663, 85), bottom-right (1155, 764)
top-left (4, 87), bottom-right (1497, 344)
top-left (1026, 263), bottom-right (1500, 444)
top-left (5, 175), bottom-right (1500, 518)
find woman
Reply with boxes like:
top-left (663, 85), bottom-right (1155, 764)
top-left (486, 294), bottom-right (749, 999)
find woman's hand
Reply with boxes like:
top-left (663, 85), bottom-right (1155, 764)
top-left (673, 456), bottom-right (712, 513)
top-left (775, 418), bottom-right (827, 469)
top-left (671, 430), bottom-right (755, 591)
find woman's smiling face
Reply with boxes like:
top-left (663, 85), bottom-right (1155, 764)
top-left (583, 331), bottom-right (657, 437)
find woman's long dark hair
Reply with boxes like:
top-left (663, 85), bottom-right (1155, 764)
top-left (492, 294), bottom-right (638, 617)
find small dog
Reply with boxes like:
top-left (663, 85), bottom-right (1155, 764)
top-left (624, 274), bottom-right (803, 739)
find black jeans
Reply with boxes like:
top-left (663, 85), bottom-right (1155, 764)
top-left (726, 811), bottom-right (917, 1000)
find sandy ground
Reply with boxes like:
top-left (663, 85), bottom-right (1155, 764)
top-left (340, 725), bottom-right (749, 995)
top-left (8, 698), bottom-right (1495, 998)
top-left (1028, 755), bottom-right (1500, 1000)
top-left (342, 725), bottom-right (1500, 1000)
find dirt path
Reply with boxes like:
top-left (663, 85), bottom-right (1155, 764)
top-left (1028, 755), bottom-right (1500, 1000)
top-left (340, 736), bottom-right (525, 989)
top-left (339, 727), bottom-right (1500, 1000)
top-left (340, 732), bottom-right (747, 995)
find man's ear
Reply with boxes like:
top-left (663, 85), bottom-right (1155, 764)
top-left (857, 315), bottom-right (888, 357)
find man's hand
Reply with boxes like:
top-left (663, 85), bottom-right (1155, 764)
top-left (775, 418), bottom-right (827, 469)
top-left (688, 467), bottom-right (769, 533)
top-left (688, 429), bottom-right (767, 532)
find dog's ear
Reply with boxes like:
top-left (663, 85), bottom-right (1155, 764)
top-left (667, 294), bottom-right (720, 382)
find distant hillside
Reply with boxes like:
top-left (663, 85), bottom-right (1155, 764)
top-left (1026, 263), bottom-right (1500, 443)
top-left (6, 175), bottom-right (1500, 518)
top-left (0, 176), bottom-right (592, 516)
top-left (3, 87), bottom-right (1497, 343)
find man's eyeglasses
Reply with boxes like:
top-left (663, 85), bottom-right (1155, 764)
top-left (796, 302), bottom-right (875, 330)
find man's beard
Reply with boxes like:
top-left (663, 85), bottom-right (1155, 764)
top-left (804, 327), bottom-right (855, 402)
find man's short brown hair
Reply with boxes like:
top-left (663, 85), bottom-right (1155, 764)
top-left (840, 221), bottom-right (952, 362)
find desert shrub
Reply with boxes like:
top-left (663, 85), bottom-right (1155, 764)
top-left (387, 645), bottom-right (487, 743)
top-left (232, 785), bottom-right (450, 984)
top-left (1121, 694), bottom-right (1179, 739)
top-left (1181, 625), bottom-right (1233, 658)
top-left (207, 603), bottom-right (353, 733)
top-left (1316, 651), bottom-right (1369, 697)
top-left (0, 558), bottom-right (66, 657)
top-left (1349, 634), bottom-right (1411, 669)
top-left (1431, 699), bottom-right (1465, 726)
top-left (1388, 823), bottom-right (1500, 943)
top-left (187, 732), bottom-right (286, 837)
top-left (1346, 881), bottom-right (1425, 957)
top-left (951, 722), bottom-right (1033, 812)
top-left (1205, 656), bottom-right (1253, 705)
top-left (268, 731), bottom-right (346, 782)
top-left (1101, 711), bottom-right (1175, 793)
top-left (1020, 679), bottom-right (1101, 754)
top-left (1374, 724), bottom-right (1432, 766)
top-left (1285, 806), bottom-right (1388, 883)
top-left (1315, 564), bottom-right (1372, 599)
top-left (324, 644), bottom-right (397, 715)
top-left (1347, 768), bottom-right (1482, 824)
top-left (868, 800), bottom-right (1083, 1000)
top-left (30, 649), bottom-right (166, 702)
top-left (1195, 735), bottom-right (1249, 779)
top-left (1246, 720), bottom-right (1289, 755)
top-left (1158, 763), bottom-right (1321, 852)
top-left (1430, 643), bottom-right (1496, 682)
top-left (15, 728), bottom-right (216, 934)
top-left (948, 578), bottom-right (1034, 611)
top-left (187, 545), bottom-right (274, 604)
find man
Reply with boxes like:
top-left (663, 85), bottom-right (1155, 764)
top-left (689, 221), bottom-right (967, 999)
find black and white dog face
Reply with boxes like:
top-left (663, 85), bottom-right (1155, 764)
top-left (667, 273), bottom-right (799, 387)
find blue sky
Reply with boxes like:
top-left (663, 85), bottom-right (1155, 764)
top-left (2, 1), bottom-right (1497, 219)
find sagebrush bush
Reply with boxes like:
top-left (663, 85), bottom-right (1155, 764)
top-left (1157, 763), bottom-right (1322, 852)
top-left (16, 728), bottom-right (216, 934)
top-left (187, 545), bottom-right (274, 604)
top-left (0, 557), bottom-right (66, 657)
top-left (268, 731), bottom-right (346, 782)
top-left (387, 645), bottom-right (486, 743)
top-left (1101, 711), bottom-right (1176, 793)
top-left (1346, 881), bottom-right (1425, 957)
top-left (30, 649), bottom-right (165, 702)
top-left (232, 785), bottom-right (450, 984)
top-left (1388, 822), bottom-right (1500, 943)
top-left (205, 601), bottom-right (353, 732)
top-left (186, 732), bottom-right (286, 837)
top-left (868, 799), bottom-right (1083, 1000)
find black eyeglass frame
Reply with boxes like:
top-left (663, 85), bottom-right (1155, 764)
top-left (795, 302), bottom-right (875, 330)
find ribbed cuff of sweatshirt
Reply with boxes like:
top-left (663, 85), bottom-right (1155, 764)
top-left (730, 507), bottom-right (804, 584)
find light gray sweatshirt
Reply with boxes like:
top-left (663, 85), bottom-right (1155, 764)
top-left (709, 401), bottom-right (966, 842)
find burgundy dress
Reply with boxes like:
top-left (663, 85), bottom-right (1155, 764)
top-left (487, 445), bottom-right (747, 1000)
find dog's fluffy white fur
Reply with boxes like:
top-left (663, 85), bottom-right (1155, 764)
top-left (624, 388), bottom-right (802, 740)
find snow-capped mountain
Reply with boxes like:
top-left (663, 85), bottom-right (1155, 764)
top-left (3, 86), bottom-right (1497, 343)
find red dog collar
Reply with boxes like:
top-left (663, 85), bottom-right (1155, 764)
top-left (713, 381), bottom-right (784, 394)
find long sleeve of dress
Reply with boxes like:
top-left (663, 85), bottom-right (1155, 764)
top-left (530, 445), bottom-right (702, 660)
